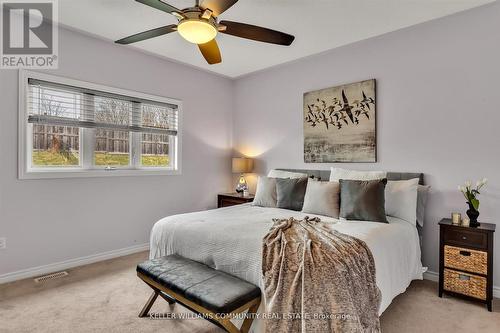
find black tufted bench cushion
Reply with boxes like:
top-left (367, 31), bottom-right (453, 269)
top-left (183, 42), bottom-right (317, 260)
top-left (136, 254), bottom-right (261, 333)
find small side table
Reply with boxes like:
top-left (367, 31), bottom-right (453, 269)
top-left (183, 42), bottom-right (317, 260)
top-left (217, 193), bottom-right (254, 208)
top-left (438, 218), bottom-right (495, 311)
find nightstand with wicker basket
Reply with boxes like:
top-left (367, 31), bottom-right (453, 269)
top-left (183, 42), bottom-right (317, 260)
top-left (438, 218), bottom-right (495, 311)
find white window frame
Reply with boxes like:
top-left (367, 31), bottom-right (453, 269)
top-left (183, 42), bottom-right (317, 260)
top-left (18, 70), bottom-right (182, 179)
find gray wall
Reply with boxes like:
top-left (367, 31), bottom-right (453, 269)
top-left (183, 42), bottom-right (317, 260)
top-left (233, 2), bottom-right (500, 285)
top-left (0, 25), bottom-right (234, 275)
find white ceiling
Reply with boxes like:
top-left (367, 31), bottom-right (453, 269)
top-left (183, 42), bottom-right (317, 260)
top-left (57, 0), bottom-right (494, 78)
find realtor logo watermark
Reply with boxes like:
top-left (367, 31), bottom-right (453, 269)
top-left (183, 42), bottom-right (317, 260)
top-left (1, 0), bottom-right (58, 68)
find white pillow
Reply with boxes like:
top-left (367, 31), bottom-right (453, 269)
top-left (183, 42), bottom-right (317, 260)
top-left (329, 167), bottom-right (386, 182)
top-left (385, 178), bottom-right (419, 225)
top-left (417, 185), bottom-right (431, 227)
top-left (301, 179), bottom-right (340, 218)
top-left (267, 169), bottom-right (308, 179)
top-left (252, 176), bottom-right (277, 207)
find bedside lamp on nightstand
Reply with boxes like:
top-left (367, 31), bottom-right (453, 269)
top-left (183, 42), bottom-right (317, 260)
top-left (232, 157), bottom-right (253, 195)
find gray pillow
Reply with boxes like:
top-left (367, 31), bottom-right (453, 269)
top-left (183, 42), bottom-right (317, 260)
top-left (252, 176), bottom-right (277, 207)
top-left (417, 185), bottom-right (430, 227)
top-left (301, 179), bottom-right (340, 218)
top-left (339, 179), bottom-right (388, 223)
top-left (276, 177), bottom-right (308, 211)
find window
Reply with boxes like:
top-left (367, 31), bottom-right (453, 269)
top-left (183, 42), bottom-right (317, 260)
top-left (30, 85), bottom-right (82, 168)
top-left (19, 70), bottom-right (181, 179)
top-left (141, 103), bottom-right (173, 168)
top-left (93, 96), bottom-right (132, 168)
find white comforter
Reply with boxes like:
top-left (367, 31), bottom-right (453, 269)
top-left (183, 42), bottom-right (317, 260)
top-left (150, 204), bottom-right (423, 328)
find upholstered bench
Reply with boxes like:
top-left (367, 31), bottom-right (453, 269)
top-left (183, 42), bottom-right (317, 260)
top-left (136, 255), bottom-right (261, 333)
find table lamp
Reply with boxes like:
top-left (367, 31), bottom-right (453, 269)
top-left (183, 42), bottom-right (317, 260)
top-left (232, 157), bottom-right (254, 195)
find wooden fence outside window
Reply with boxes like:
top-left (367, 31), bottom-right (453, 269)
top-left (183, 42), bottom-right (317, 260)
top-left (33, 125), bottom-right (169, 155)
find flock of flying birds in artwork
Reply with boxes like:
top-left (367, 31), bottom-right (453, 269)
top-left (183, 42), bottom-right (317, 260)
top-left (305, 90), bottom-right (375, 130)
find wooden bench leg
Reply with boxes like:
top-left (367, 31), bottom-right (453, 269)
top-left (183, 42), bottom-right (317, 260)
top-left (139, 291), bottom-right (159, 318)
top-left (145, 279), bottom-right (176, 302)
top-left (158, 291), bottom-right (176, 304)
top-left (240, 301), bottom-right (260, 333)
top-left (219, 319), bottom-right (241, 333)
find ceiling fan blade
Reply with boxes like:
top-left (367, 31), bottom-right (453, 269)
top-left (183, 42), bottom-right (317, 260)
top-left (198, 39), bottom-right (222, 64)
top-left (115, 25), bottom-right (177, 44)
top-left (199, 0), bottom-right (238, 17)
top-left (136, 0), bottom-right (181, 15)
top-left (219, 20), bottom-right (295, 46)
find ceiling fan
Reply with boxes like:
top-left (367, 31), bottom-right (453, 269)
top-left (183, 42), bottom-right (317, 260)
top-left (115, 0), bottom-right (295, 65)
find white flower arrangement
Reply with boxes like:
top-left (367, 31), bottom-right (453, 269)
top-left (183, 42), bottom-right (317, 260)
top-left (459, 178), bottom-right (487, 211)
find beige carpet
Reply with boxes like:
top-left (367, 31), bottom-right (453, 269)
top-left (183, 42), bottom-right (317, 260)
top-left (1, 251), bottom-right (499, 333)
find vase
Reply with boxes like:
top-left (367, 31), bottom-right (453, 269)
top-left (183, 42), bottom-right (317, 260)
top-left (466, 203), bottom-right (480, 227)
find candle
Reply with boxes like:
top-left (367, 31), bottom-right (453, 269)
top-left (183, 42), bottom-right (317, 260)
top-left (452, 212), bottom-right (461, 224)
top-left (462, 217), bottom-right (470, 227)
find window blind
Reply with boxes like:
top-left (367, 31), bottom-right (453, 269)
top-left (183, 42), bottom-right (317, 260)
top-left (27, 78), bottom-right (178, 136)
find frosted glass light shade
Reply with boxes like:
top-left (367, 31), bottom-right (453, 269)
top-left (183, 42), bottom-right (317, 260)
top-left (177, 19), bottom-right (217, 44)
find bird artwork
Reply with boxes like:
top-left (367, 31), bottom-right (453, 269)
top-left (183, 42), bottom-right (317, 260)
top-left (303, 79), bottom-right (377, 163)
top-left (303, 86), bottom-right (375, 131)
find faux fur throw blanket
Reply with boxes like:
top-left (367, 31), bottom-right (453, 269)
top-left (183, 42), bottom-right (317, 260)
top-left (262, 217), bottom-right (381, 333)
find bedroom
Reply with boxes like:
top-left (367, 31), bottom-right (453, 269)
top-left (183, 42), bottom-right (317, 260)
top-left (0, 0), bottom-right (499, 332)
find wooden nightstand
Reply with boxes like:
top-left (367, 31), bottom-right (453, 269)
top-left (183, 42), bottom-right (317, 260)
top-left (438, 218), bottom-right (495, 311)
top-left (217, 193), bottom-right (254, 208)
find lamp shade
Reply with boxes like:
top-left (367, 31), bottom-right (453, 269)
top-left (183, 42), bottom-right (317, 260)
top-left (232, 157), bottom-right (253, 174)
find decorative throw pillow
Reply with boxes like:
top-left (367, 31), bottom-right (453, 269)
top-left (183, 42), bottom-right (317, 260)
top-left (417, 185), bottom-right (431, 227)
top-left (267, 169), bottom-right (308, 179)
top-left (252, 176), bottom-right (277, 208)
top-left (330, 167), bottom-right (386, 182)
top-left (339, 179), bottom-right (388, 223)
top-left (276, 177), bottom-right (308, 211)
top-left (385, 178), bottom-right (419, 225)
top-left (301, 179), bottom-right (340, 218)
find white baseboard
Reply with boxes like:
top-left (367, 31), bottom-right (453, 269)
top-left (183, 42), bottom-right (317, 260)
top-left (423, 270), bottom-right (439, 282)
top-left (423, 269), bottom-right (500, 298)
top-left (0, 243), bottom-right (149, 284)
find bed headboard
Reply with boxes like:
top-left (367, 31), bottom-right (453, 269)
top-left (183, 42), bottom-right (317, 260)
top-left (276, 169), bottom-right (424, 185)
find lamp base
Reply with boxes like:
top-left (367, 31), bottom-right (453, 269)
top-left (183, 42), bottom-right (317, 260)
top-left (235, 174), bottom-right (248, 194)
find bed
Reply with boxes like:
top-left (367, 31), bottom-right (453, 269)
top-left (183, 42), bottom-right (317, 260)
top-left (149, 170), bottom-right (424, 331)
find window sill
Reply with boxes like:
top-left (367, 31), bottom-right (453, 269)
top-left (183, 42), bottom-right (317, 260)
top-left (19, 168), bottom-right (182, 180)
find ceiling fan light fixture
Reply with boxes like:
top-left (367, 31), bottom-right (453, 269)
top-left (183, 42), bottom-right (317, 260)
top-left (177, 19), bottom-right (217, 44)
top-left (116, 0), bottom-right (295, 65)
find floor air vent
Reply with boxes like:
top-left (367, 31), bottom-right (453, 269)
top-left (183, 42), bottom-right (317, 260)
top-left (34, 271), bottom-right (69, 283)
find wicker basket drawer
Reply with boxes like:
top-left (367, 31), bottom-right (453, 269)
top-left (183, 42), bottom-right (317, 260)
top-left (444, 245), bottom-right (487, 275)
top-left (443, 269), bottom-right (486, 300)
